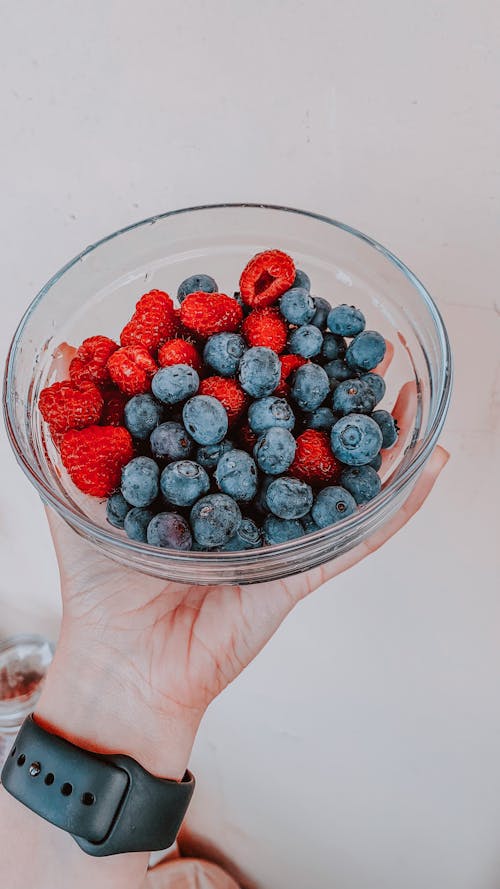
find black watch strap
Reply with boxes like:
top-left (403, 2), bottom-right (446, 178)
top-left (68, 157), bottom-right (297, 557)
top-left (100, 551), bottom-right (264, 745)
top-left (1, 715), bottom-right (195, 856)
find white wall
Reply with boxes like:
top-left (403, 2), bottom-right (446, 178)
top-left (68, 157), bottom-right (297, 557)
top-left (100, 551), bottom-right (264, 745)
top-left (0, 2), bottom-right (499, 887)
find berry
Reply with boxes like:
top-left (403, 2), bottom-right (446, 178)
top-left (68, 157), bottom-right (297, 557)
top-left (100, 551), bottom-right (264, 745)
top-left (158, 339), bottom-right (202, 373)
top-left (100, 386), bottom-right (127, 427)
top-left (124, 507), bottom-right (155, 542)
top-left (330, 414), bottom-right (383, 465)
top-left (39, 380), bottom-right (103, 433)
top-left (215, 449), bottom-right (258, 502)
top-left (310, 297), bottom-right (331, 330)
top-left (150, 421), bottom-right (193, 461)
top-left (180, 292), bottom-right (243, 338)
top-left (121, 456), bottom-right (160, 507)
top-left (289, 430), bottom-right (340, 485)
top-left (61, 426), bottom-right (134, 497)
top-left (183, 395), bottom-right (228, 445)
top-left (371, 409), bottom-right (398, 449)
top-left (345, 330), bottom-right (386, 372)
top-left (322, 333), bottom-right (346, 362)
top-left (196, 440), bottom-right (234, 471)
top-left (323, 359), bottom-right (353, 382)
top-left (203, 333), bottom-right (247, 377)
top-left (340, 465), bottom-right (381, 504)
top-left (107, 346), bottom-right (158, 396)
top-left (290, 363), bottom-right (330, 411)
top-left (327, 305), bottom-right (366, 337)
top-left (360, 372), bottom-right (386, 406)
top-left (279, 287), bottom-right (315, 325)
top-left (369, 452), bottom-right (382, 471)
top-left (288, 325), bottom-right (323, 358)
top-left (190, 494), bottom-right (242, 548)
top-left (160, 460), bottom-right (210, 507)
top-left (293, 269), bottom-right (311, 292)
top-left (177, 274), bottom-right (218, 303)
top-left (254, 474), bottom-right (274, 514)
top-left (239, 347), bottom-right (281, 398)
top-left (253, 427), bottom-right (296, 475)
top-left (242, 307), bottom-right (288, 353)
top-left (312, 486), bottom-right (357, 527)
top-left (332, 379), bottom-right (376, 415)
top-left (221, 518), bottom-right (262, 551)
top-left (199, 377), bottom-right (248, 425)
top-left (120, 290), bottom-right (177, 351)
top-left (240, 249), bottom-right (295, 308)
top-left (151, 364), bottom-right (199, 405)
top-left (238, 423), bottom-right (258, 451)
top-left (274, 353), bottom-right (307, 397)
top-left (248, 396), bottom-right (295, 434)
top-left (301, 513), bottom-right (321, 534)
top-left (303, 407), bottom-right (336, 431)
top-left (147, 512), bottom-right (193, 550)
top-left (124, 394), bottom-right (162, 440)
top-left (265, 477), bottom-right (313, 520)
top-left (69, 336), bottom-right (118, 386)
top-left (263, 516), bottom-right (303, 545)
top-left (106, 491), bottom-right (130, 528)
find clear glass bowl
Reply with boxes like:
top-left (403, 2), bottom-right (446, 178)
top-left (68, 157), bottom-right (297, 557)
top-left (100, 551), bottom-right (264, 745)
top-left (3, 204), bottom-right (452, 584)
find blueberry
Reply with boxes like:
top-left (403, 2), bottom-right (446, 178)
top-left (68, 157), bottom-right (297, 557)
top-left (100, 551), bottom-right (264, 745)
top-left (182, 395), bottom-right (228, 445)
top-left (371, 409), bottom-right (398, 448)
top-left (290, 363), bottom-right (330, 411)
top-left (263, 516), bottom-right (304, 545)
top-left (152, 364), bottom-right (199, 405)
top-left (345, 331), bottom-right (386, 372)
top-left (322, 333), bottom-right (347, 362)
top-left (293, 269), bottom-right (311, 292)
top-left (203, 333), bottom-right (247, 377)
top-left (265, 477), bottom-right (313, 520)
top-left (332, 378), bottom-right (376, 415)
top-left (248, 396), bottom-right (295, 435)
top-left (288, 325), bottom-right (323, 358)
top-left (253, 427), bottom-right (296, 475)
top-left (238, 347), bottom-right (281, 398)
top-left (124, 394), bottom-right (162, 441)
top-left (215, 449), bottom-right (258, 502)
top-left (301, 512), bottom-right (321, 534)
top-left (360, 372), bottom-right (386, 406)
top-left (196, 440), bottom-right (234, 470)
top-left (303, 407), bottom-right (337, 431)
top-left (369, 452), bottom-right (382, 471)
top-left (327, 304), bottom-right (366, 337)
top-left (310, 297), bottom-right (331, 330)
top-left (279, 287), bottom-right (315, 325)
top-left (150, 421), bottom-right (193, 461)
top-left (160, 460), bottom-right (210, 507)
top-left (177, 274), bottom-right (218, 303)
top-left (121, 457), bottom-right (160, 507)
top-left (330, 414), bottom-right (383, 465)
top-left (147, 512), bottom-right (193, 550)
top-left (323, 359), bottom-right (353, 382)
top-left (106, 491), bottom-right (130, 528)
top-left (340, 465), bottom-right (381, 504)
top-left (253, 474), bottom-right (274, 514)
top-left (220, 518), bottom-right (263, 551)
top-left (190, 493), bottom-right (242, 548)
top-left (311, 486), bottom-right (357, 527)
top-left (124, 507), bottom-right (155, 542)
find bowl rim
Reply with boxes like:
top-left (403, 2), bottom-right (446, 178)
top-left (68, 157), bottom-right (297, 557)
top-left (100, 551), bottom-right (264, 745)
top-left (3, 202), bottom-right (453, 566)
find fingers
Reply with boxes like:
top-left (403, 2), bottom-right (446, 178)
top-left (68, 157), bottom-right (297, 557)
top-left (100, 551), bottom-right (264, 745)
top-left (381, 380), bottom-right (417, 473)
top-left (376, 339), bottom-right (394, 377)
top-left (48, 342), bottom-right (77, 379)
top-left (145, 858), bottom-right (240, 889)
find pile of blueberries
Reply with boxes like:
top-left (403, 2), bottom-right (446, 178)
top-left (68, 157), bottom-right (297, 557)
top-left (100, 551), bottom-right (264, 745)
top-left (107, 271), bottom-right (398, 551)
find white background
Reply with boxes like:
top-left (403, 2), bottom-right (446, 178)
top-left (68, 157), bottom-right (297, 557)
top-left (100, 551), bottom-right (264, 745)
top-left (0, 2), bottom-right (499, 888)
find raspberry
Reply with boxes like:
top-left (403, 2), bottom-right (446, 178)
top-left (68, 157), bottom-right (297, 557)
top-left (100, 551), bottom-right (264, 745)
top-left (107, 346), bottom-right (158, 396)
top-left (239, 250), bottom-right (295, 308)
top-left (61, 425), bottom-right (134, 497)
top-left (242, 307), bottom-right (288, 353)
top-left (69, 336), bottom-right (119, 386)
top-left (100, 385), bottom-right (128, 426)
top-left (39, 380), bottom-right (103, 433)
top-left (157, 338), bottom-right (202, 373)
top-left (120, 290), bottom-right (177, 352)
top-left (199, 376), bottom-right (248, 425)
top-left (274, 354), bottom-right (307, 396)
top-left (180, 293), bottom-right (243, 339)
top-left (238, 422), bottom-right (258, 450)
top-left (289, 430), bottom-right (341, 486)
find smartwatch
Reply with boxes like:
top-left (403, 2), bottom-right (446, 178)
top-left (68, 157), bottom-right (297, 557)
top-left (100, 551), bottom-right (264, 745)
top-left (1, 715), bottom-right (195, 856)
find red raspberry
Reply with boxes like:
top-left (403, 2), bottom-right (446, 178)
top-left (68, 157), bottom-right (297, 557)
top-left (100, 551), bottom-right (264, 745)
top-left (239, 250), bottom-right (295, 308)
top-left (157, 338), bottom-right (202, 373)
top-left (107, 346), bottom-right (157, 396)
top-left (242, 307), bottom-right (288, 353)
top-left (199, 377), bottom-right (248, 425)
top-left (289, 430), bottom-right (341, 486)
top-left (180, 293), bottom-right (243, 338)
top-left (61, 425), bottom-right (134, 497)
top-left (274, 354), bottom-right (307, 396)
top-left (69, 336), bottom-right (119, 386)
top-left (120, 290), bottom-right (177, 352)
top-left (238, 422), bottom-right (258, 450)
top-left (100, 385), bottom-right (128, 427)
top-left (39, 380), bottom-right (103, 433)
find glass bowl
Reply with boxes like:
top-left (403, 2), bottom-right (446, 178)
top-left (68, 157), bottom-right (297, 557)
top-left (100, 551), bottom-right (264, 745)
top-left (3, 204), bottom-right (452, 585)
